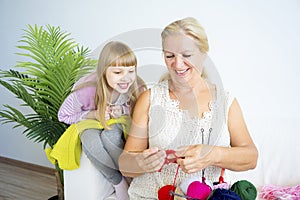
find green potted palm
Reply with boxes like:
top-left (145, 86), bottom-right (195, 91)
top-left (0, 24), bottom-right (97, 200)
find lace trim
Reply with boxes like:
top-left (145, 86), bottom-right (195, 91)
top-left (160, 80), bottom-right (218, 122)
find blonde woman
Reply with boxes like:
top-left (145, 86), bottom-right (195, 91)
top-left (58, 41), bottom-right (146, 200)
top-left (119, 17), bottom-right (258, 199)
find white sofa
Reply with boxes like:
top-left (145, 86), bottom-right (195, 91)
top-left (226, 116), bottom-right (300, 188)
top-left (64, 151), bottom-right (116, 200)
top-left (64, 116), bottom-right (300, 199)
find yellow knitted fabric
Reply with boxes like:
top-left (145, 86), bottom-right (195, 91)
top-left (45, 116), bottom-right (130, 170)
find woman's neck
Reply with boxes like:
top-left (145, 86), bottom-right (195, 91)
top-left (169, 78), bottom-right (216, 118)
top-left (169, 77), bottom-right (207, 94)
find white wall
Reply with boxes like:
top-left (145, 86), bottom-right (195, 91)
top-left (0, 0), bottom-right (299, 186)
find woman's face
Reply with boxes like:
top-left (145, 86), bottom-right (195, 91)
top-left (163, 33), bottom-right (206, 83)
top-left (105, 66), bottom-right (136, 94)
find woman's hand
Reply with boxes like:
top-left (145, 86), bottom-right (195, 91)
top-left (134, 147), bottom-right (166, 173)
top-left (176, 144), bottom-right (216, 174)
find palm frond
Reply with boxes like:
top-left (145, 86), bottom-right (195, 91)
top-left (0, 72), bottom-right (37, 110)
top-left (0, 24), bottom-right (97, 148)
top-left (0, 105), bottom-right (31, 128)
top-left (23, 116), bottom-right (67, 147)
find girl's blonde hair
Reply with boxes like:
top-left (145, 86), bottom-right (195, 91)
top-left (160, 17), bottom-right (209, 81)
top-left (75, 41), bottom-right (140, 129)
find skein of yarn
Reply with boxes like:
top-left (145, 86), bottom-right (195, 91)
top-left (230, 180), bottom-right (257, 200)
top-left (187, 181), bottom-right (212, 199)
top-left (259, 184), bottom-right (300, 200)
top-left (209, 188), bottom-right (241, 200)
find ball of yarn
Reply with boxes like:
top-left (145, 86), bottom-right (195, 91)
top-left (180, 176), bottom-right (202, 194)
top-left (209, 188), bottom-right (241, 200)
top-left (230, 180), bottom-right (257, 200)
top-left (213, 182), bottom-right (230, 190)
top-left (187, 181), bottom-right (212, 199)
top-left (158, 184), bottom-right (175, 200)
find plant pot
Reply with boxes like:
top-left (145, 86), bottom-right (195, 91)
top-left (48, 195), bottom-right (59, 200)
top-left (55, 171), bottom-right (64, 200)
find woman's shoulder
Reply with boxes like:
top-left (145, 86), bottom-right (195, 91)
top-left (223, 88), bottom-right (234, 100)
top-left (138, 89), bottom-right (151, 101)
top-left (150, 80), bottom-right (169, 91)
top-left (147, 81), bottom-right (170, 105)
top-left (221, 89), bottom-right (235, 111)
top-left (134, 89), bottom-right (151, 112)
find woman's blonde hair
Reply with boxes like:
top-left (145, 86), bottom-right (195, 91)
top-left (160, 17), bottom-right (209, 81)
top-left (75, 41), bottom-right (140, 129)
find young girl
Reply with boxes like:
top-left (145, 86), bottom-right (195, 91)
top-left (58, 41), bottom-right (146, 200)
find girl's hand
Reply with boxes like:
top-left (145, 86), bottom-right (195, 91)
top-left (110, 105), bottom-right (123, 118)
top-left (104, 107), bottom-right (110, 120)
top-left (134, 147), bottom-right (166, 173)
top-left (176, 144), bottom-right (215, 174)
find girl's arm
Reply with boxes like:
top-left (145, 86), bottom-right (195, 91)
top-left (119, 90), bottom-right (166, 177)
top-left (58, 88), bottom-right (97, 124)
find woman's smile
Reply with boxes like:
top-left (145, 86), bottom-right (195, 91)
top-left (175, 68), bottom-right (190, 76)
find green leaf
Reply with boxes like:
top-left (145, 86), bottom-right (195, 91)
top-left (0, 24), bottom-right (96, 149)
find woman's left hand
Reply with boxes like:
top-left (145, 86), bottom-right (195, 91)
top-left (176, 144), bottom-right (216, 174)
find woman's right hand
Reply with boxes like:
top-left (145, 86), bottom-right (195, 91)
top-left (134, 147), bottom-right (166, 173)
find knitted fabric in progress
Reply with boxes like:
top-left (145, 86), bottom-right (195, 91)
top-left (128, 81), bottom-right (234, 199)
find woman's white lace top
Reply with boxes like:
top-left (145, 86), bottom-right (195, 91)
top-left (128, 81), bottom-right (234, 199)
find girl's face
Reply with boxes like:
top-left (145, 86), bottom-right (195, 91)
top-left (105, 66), bottom-right (136, 94)
top-left (163, 33), bottom-right (206, 83)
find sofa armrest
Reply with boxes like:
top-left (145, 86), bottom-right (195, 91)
top-left (64, 151), bottom-right (116, 200)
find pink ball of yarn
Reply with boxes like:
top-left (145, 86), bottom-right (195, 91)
top-left (187, 181), bottom-right (212, 199)
top-left (213, 182), bottom-right (230, 190)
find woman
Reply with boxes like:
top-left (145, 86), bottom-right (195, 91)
top-left (119, 17), bottom-right (258, 199)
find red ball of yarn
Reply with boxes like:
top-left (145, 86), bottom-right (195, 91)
top-left (187, 181), bottom-right (212, 199)
top-left (158, 184), bottom-right (176, 200)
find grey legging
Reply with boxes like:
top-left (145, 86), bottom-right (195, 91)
top-left (80, 124), bottom-right (124, 185)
